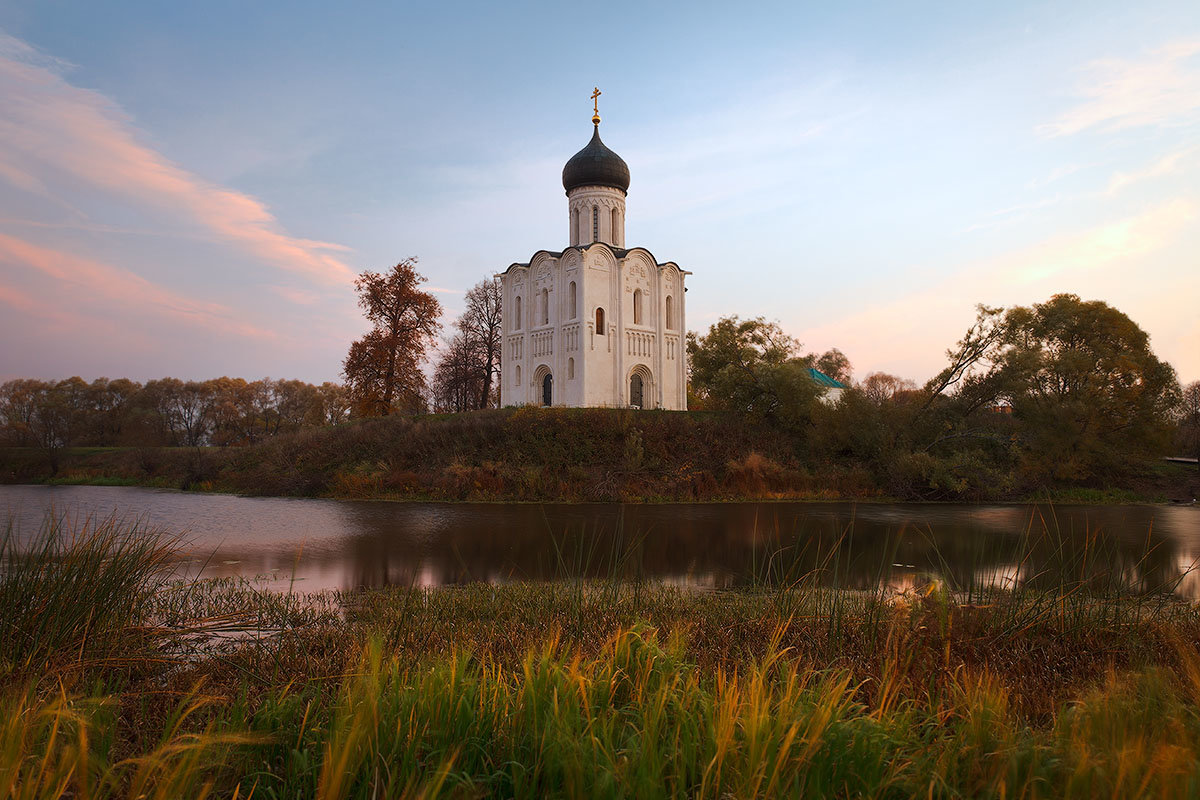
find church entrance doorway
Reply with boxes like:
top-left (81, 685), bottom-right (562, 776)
top-left (630, 374), bottom-right (643, 408)
top-left (542, 374), bottom-right (553, 406)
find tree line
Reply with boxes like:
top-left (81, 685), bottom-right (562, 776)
top-left (687, 294), bottom-right (1196, 492)
top-left (0, 376), bottom-right (350, 449)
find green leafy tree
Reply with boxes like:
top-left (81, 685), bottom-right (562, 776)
top-left (1001, 295), bottom-right (1179, 479)
top-left (932, 294), bottom-right (1180, 481)
top-left (686, 316), bottom-right (821, 427)
top-left (814, 348), bottom-right (852, 384)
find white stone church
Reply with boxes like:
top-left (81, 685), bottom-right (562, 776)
top-left (499, 104), bottom-right (688, 409)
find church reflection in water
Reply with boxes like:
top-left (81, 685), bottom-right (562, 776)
top-left (175, 500), bottom-right (1200, 601)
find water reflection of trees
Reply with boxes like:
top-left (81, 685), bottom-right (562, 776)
top-left (177, 499), bottom-right (1200, 598)
top-left (293, 502), bottom-right (1200, 599)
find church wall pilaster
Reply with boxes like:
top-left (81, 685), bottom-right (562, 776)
top-left (678, 272), bottom-right (687, 410)
top-left (655, 268), bottom-right (666, 410)
top-left (613, 258), bottom-right (622, 406)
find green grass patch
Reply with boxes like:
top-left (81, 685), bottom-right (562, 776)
top-left (1028, 486), bottom-right (1153, 504)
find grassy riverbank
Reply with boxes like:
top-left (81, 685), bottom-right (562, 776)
top-left (2, 408), bottom-right (1196, 503)
top-left (5, 517), bottom-right (1200, 797)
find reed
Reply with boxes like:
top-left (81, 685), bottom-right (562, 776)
top-left (0, 514), bottom-right (178, 682)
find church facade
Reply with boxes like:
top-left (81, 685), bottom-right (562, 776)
top-left (499, 103), bottom-right (689, 409)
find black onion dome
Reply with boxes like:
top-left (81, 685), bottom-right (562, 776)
top-left (562, 125), bottom-right (630, 194)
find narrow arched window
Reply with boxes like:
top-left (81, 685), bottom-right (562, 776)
top-left (515, 364), bottom-right (521, 386)
top-left (592, 206), bottom-right (598, 242)
top-left (571, 208), bottom-right (579, 243)
top-left (665, 295), bottom-right (673, 330)
top-left (633, 289), bottom-right (643, 325)
top-left (611, 208), bottom-right (619, 243)
top-left (539, 288), bottom-right (549, 325)
top-left (569, 281), bottom-right (577, 319)
top-left (568, 357), bottom-right (575, 379)
top-left (595, 307), bottom-right (605, 334)
top-left (514, 295), bottom-right (522, 330)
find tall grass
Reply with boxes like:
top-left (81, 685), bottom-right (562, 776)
top-left (0, 514), bottom-right (179, 681)
top-left (0, 682), bottom-right (265, 799)
top-left (4, 515), bottom-right (1200, 797)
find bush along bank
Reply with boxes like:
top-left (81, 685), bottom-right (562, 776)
top-left (2, 406), bottom-right (1196, 503)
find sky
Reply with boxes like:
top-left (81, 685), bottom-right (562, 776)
top-left (0, 0), bottom-right (1197, 386)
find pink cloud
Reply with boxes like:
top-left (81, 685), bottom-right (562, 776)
top-left (0, 281), bottom-right (47, 315)
top-left (0, 232), bottom-right (277, 341)
top-left (0, 35), bottom-right (356, 285)
top-left (270, 284), bottom-right (321, 305)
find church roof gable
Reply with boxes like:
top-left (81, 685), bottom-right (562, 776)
top-left (808, 368), bottom-right (847, 389)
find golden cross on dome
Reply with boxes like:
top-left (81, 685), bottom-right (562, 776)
top-left (591, 87), bottom-right (601, 125)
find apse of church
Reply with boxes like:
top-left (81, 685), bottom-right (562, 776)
top-left (498, 90), bottom-right (689, 410)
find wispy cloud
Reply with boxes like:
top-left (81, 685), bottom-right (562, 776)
top-left (1026, 162), bottom-right (1092, 190)
top-left (0, 279), bottom-right (82, 331)
top-left (0, 33), bottom-right (356, 285)
top-left (1105, 145), bottom-right (1199, 195)
top-left (1006, 199), bottom-right (1197, 283)
top-left (965, 195), bottom-right (1065, 232)
top-left (270, 285), bottom-right (321, 305)
top-left (1040, 38), bottom-right (1200, 137)
top-left (0, 281), bottom-right (44, 315)
top-left (0, 232), bottom-right (277, 340)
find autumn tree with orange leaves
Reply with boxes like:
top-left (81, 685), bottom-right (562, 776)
top-left (343, 258), bottom-right (442, 416)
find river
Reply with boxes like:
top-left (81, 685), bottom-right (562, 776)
top-left (3, 485), bottom-right (1199, 596)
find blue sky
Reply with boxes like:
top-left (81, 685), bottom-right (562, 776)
top-left (0, 0), bottom-right (1197, 384)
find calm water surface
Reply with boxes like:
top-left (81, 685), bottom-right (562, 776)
top-left (3, 485), bottom-right (1199, 596)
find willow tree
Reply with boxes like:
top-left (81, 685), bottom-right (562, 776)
top-left (930, 294), bottom-right (1181, 480)
top-left (343, 259), bottom-right (442, 416)
top-left (1001, 294), bottom-right (1180, 479)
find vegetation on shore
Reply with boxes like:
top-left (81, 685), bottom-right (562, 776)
top-left (2, 407), bottom-right (1197, 504)
top-left (6, 516), bottom-right (1200, 797)
top-left (3, 292), bottom-right (1197, 503)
